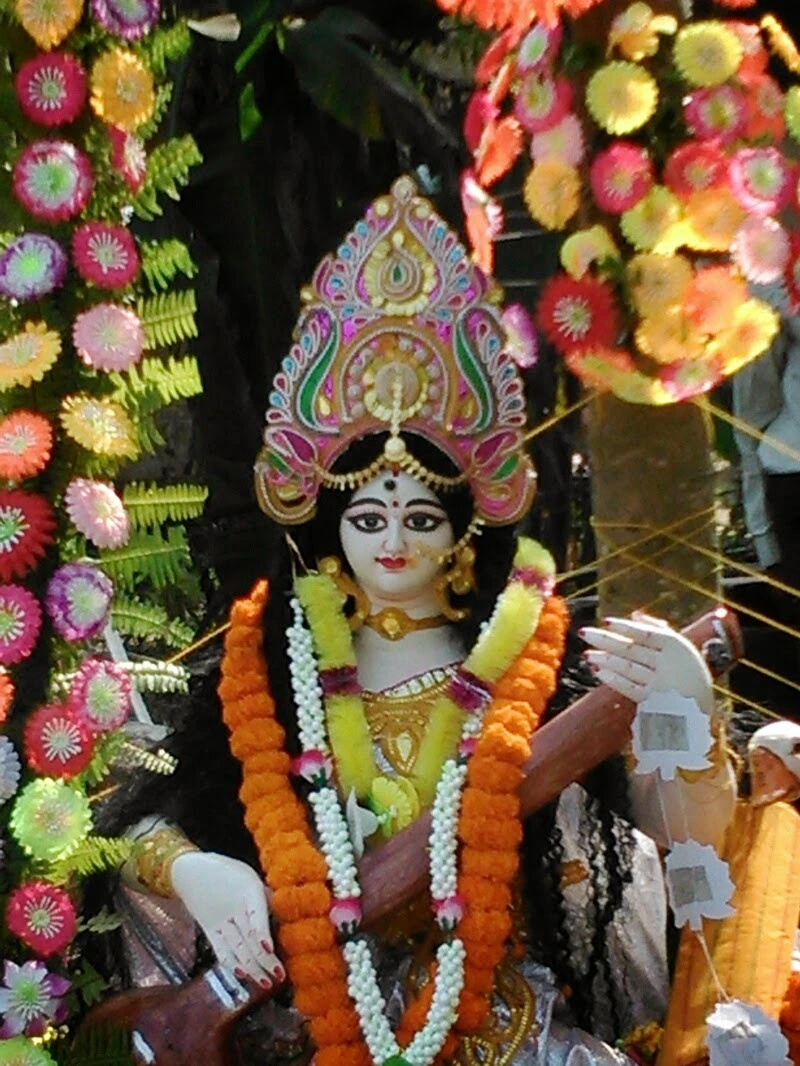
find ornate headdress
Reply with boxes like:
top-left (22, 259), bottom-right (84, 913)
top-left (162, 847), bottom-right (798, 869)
top-left (255, 175), bottom-right (536, 526)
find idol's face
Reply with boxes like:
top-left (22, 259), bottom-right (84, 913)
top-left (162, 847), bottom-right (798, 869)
top-left (749, 746), bottom-right (800, 807)
top-left (339, 471), bottom-right (454, 609)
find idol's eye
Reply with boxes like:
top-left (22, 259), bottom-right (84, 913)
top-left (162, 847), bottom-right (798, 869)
top-left (346, 511), bottom-right (387, 533)
top-left (404, 511), bottom-right (446, 533)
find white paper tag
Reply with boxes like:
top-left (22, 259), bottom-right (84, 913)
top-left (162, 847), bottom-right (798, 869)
top-left (706, 999), bottom-right (791, 1065)
top-left (631, 689), bottom-right (713, 780)
top-left (665, 840), bottom-right (735, 930)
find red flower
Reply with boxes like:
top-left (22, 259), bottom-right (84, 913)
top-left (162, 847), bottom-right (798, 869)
top-left (0, 411), bottom-right (53, 481)
top-left (15, 51), bottom-right (87, 128)
top-left (475, 28), bottom-right (517, 86)
top-left (24, 703), bottom-right (95, 779)
top-left (590, 141), bottom-right (653, 214)
top-left (664, 140), bottom-right (728, 199)
top-left (537, 273), bottom-right (621, 356)
top-left (463, 91), bottom-right (499, 154)
top-left (107, 125), bottom-right (146, 192)
top-left (6, 881), bottom-right (77, 956)
top-left (475, 115), bottom-right (523, 187)
top-left (741, 72), bottom-right (786, 141)
top-left (0, 490), bottom-right (55, 582)
top-left (72, 221), bottom-right (140, 289)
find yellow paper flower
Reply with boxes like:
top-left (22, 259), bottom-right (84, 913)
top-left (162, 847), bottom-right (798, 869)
top-left (561, 226), bottom-right (620, 280)
top-left (627, 253), bottom-right (693, 317)
top-left (586, 61), bottom-right (658, 135)
top-left (636, 308), bottom-right (705, 364)
top-left (0, 322), bottom-right (60, 391)
top-left (15, 0), bottom-right (82, 48)
top-left (370, 775), bottom-right (420, 836)
top-left (673, 22), bottom-right (743, 88)
top-left (620, 186), bottom-right (682, 252)
top-left (608, 3), bottom-right (677, 61)
top-left (710, 298), bottom-right (780, 376)
top-left (60, 394), bottom-right (139, 458)
top-left (683, 187), bottom-right (746, 253)
top-left (523, 159), bottom-right (580, 231)
top-left (90, 50), bottom-right (154, 132)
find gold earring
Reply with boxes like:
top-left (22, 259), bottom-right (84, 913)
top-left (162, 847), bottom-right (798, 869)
top-left (318, 556), bottom-right (370, 631)
top-left (434, 545), bottom-right (476, 622)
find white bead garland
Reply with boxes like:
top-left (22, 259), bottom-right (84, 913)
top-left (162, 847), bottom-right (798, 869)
top-left (287, 597), bottom-right (328, 754)
top-left (429, 760), bottom-right (467, 902)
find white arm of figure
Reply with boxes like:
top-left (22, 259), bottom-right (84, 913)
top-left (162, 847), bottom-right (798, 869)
top-left (123, 816), bottom-right (283, 987)
top-left (582, 616), bottom-right (736, 850)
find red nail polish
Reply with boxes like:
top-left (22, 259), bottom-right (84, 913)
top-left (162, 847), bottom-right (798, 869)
top-left (259, 977), bottom-right (272, 991)
top-left (234, 967), bottom-right (246, 980)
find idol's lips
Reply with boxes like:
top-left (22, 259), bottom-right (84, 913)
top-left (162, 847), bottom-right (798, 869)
top-left (376, 556), bottom-right (407, 570)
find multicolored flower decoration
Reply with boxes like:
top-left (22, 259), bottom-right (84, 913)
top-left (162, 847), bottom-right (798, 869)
top-left (461, 4), bottom-right (800, 403)
top-left (64, 477), bottom-right (130, 548)
top-left (0, 959), bottom-right (70, 1037)
top-left (69, 656), bottom-right (131, 733)
top-left (14, 52), bottom-right (87, 128)
top-left (0, 491), bottom-right (55, 582)
top-left (5, 881), bottom-right (77, 957)
top-left (0, 237), bottom-right (67, 303)
top-left (10, 778), bottom-right (92, 863)
top-left (0, 736), bottom-right (22, 805)
top-left (0, 413), bottom-right (53, 483)
top-left (72, 223), bottom-right (140, 289)
top-left (0, 585), bottom-right (42, 667)
top-left (24, 704), bottom-right (95, 779)
top-left (45, 563), bottom-right (113, 642)
top-left (0, 324), bottom-right (61, 392)
top-left (72, 302), bottom-right (144, 368)
top-left (89, 49), bottom-right (155, 131)
top-left (91, 0), bottom-right (159, 38)
top-left (12, 140), bottom-right (94, 223)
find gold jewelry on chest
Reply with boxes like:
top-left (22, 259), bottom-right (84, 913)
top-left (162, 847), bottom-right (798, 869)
top-left (362, 668), bottom-right (454, 776)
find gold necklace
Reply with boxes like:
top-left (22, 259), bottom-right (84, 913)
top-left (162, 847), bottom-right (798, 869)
top-left (363, 607), bottom-right (448, 641)
top-left (363, 670), bottom-right (453, 776)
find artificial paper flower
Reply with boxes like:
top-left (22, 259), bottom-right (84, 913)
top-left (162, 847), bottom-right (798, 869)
top-left (530, 113), bottom-right (585, 167)
top-left (107, 125), bottom-right (147, 191)
top-left (475, 28), bottom-right (516, 85)
top-left (742, 73), bottom-right (786, 142)
top-left (72, 223), bottom-right (140, 289)
top-left (514, 72), bottom-right (572, 134)
top-left (64, 477), bottom-right (130, 549)
top-left (475, 115), bottom-right (523, 187)
top-left (0, 584), bottom-right (42, 666)
top-left (564, 345), bottom-right (673, 403)
top-left (5, 880), bottom-right (77, 957)
top-left (627, 252), bottom-right (693, 317)
top-left (663, 140), bottom-right (728, 198)
top-left (24, 704), bottom-right (95, 779)
top-left (786, 86), bottom-right (800, 143)
top-left (683, 84), bottom-right (746, 143)
top-left (0, 1036), bottom-right (57, 1066)
top-left (501, 304), bottom-right (538, 368)
top-left (589, 141), bottom-right (653, 214)
top-left (607, 2), bottom-right (677, 61)
top-left (0, 412), bottom-right (53, 482)
top-left (710, 298), bottom-right (780, 375)
top-left (732, 217), bottom-right (791, 284)
top-left (561, 226), bottom-right (620, 280)
top-left (70, 657), bottom-right (132, 733)
top-left (0, 960), bottom-right (70, 1038)
top-left (620, 185), bottom-right (682, 252)
top-left (60, 394), bottom-right (138, 458)
top-left (522, 158), bottom-right (580, 231)
top-left (0, 672), bottom-right (14, 724)
top-left (13, 140), bottom-right (93, 222)
top-left (14, 52), bottom-right (87, 128)
top-left (729, 146), bottom-right (793, 217)
top-left (91, 0), bottom-right (159, 38)
top-left (683, 266), bottom-right (747, 333)
top-left (9, 778), bottom-right (92, 863)
top-left (90, 49), bottom-right (155, 132)
top-left (0, 490), bottom-right (56, 582)
top-left (460, 169), bottom-right (503, 272)
top-left (727, 20), bottom-right (767, 76)
top-left (463, 91), bottom-right (499, 154)
top-left (537, 273), bottom-right (620, 355)
top-left (72, 303), bottom-right (145, 372)
top-left (585, 61), bottom-right (658, 135)
top-left (14, 0), bottom-right (82, 49)
top-left (46, 563), bottom-right (114, 642)
top-left (635, 307), bottom-right (705, 364)
top-left (660, 358), bottom-right (723, 402)
top-left (0, 736), bottom-right (22, 804)
top-left (682, 186), bottom-right (746, 253)
top-left (673, 21), bottom-right (743, 87)
top-left (0, 235), bottom-right (67, 301)
top-left (0, 323), bottom-right (60, 392)
top-left (518, 20), bottom-right (562, 71)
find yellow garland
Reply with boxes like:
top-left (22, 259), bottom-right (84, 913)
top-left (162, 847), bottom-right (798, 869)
top-left (411, 695), bottom-right (465, 807)
top-left (326, 693), bottom-right (376, 799)
top-left (296, 574), bottom-right (356, 670)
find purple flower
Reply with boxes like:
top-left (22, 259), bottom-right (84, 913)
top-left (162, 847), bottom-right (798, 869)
top-left (0, 960), bottom-right (69, 1038)
top-left (0, 235), bottom-right (67, 301)
top-left (91, 0), bottom-right (159, 38)
top-left (46, 563), bottom-right (113, 642)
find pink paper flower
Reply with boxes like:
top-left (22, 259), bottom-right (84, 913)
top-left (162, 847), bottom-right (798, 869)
top-left (24, 703), bottom-right (95, 779)
top-left (329, 896), bottom-right (362, 936)
top-left (64, 477), bottom-right (130, 549)
top-left (107, 125), bottom-right (146, 192)
top-left (501, 303), bottom-right (538, 368)
top-left (13, 140), bottom-right (93, 222)
top-left (433, 894), bottom-right (465, 932)
top-left (684, 84), bottom-right (746, 143)
top-left (91, 0), bottom-right (159, 39)
top-left (514, 72), bottom-right (572, 133)
top-left (0, 584), bottom-right (42, 666)
top-left (517, 20), bottom-right (562, 72)
top-left (0, 960), bottom-right (70, 1038)
top-left (732, 217), bottom-right (791, 284)
top-left (292, 749), bottom-right (333, 787)
top-left (72, 223), bottom-right (140, 289)
top-left (590, 141), bottom-right (653, 214)
top-left (457, 737), bottom-right (477, 761)
top-left (70, 657), bottom-right (131, 734)
top-left (46, 563), bottom-right (114, 642)
top-left (660, 358), bottom-right (723, 402)
top-left (530, 113), bottom-right (585, 167)
top-left (6, 881), bottom-right (77, 957)
top-left (663, 139), bottom-right (728, 198)
top-left (72, 303), bottom-right (144, 372)
top-left (729, 146), bottom-right (794, 217)
top-left (14, 52), bottom-right (87, 128)
top-left (463, 90), bottom-right (499, 154)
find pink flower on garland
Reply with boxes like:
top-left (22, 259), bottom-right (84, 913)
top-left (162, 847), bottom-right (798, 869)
top-left (24, 704), bottom-right (95, 779)
top-left (433, 894), bottom-right (465, 932)
top-left (537, 273), bottom-right (621, 356)
top-left (530, 113), bottom-right (585, 167)
top-left (70, 657), bottom-right (131, 734)
top-left (501, 303), bottom-right (538, 368)
top-left (0, 490), bottom-right (55, 582)
top-left (0, 960), bottom-right (70, 1038)
top-left (46, 563), bottom-right (113, 642)
top-left (329, 897), bottom-right (362, 936)
top-left (517, 20), bottom-right (562, 72)
top-left (64, 478), bottom-right (130, 549)
top-left (292, 749), bottom-right (333, 786)
top-left (729, 146), bottom-right (794, 217)
top-left (13, 140), bottom-right (93, 223)
top-left (107, 125), bottom-right (146, 192)
top-left (732, 217), bottom-right (791, 284)
top-left (72, 223), bottom-right (140, 289)
top-left (590, 141), bottom-right (653, 214)
top-left (72, 303), bottom-right (144, 372)
top-left (91, 0), bottom-right (159, 38)
top-left (684, 84), bottom-right (746, 143)
top-left (663, 140), bottom-right (728, 198)
top-left (6, 881), bottom-right (76, 957)
top-left (0, 584), bottom-right (42, 666)
top-left (514, 72), bottom-right (572, 133)
top-left (15, 52), bottom-right (87, 128)
top-left (660, 358), bottom-right (723, 402)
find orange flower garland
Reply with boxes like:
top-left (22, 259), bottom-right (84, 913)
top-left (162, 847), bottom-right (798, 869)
top-left (219, 580), bottom-right (568, 1064)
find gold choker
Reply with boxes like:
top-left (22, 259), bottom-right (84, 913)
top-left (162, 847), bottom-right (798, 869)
top-left (363, 608), bottom-right (448, 641)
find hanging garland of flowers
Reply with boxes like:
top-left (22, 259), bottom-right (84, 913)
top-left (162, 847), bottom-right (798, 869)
top-left (457, 0), bottom-right (800, 404)
top-left (0, 0), bottom-right (213, 1051)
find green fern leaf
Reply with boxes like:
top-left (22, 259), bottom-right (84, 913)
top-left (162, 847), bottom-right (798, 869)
top-left (101, 526), bottom-right (192, 590)
top-left (79, 907), bottom-right (124, 934)
top-left (137, 289), bottom-right (198, 349)
top-left (123, 659), bottom-right (190, 694)
top-left (60, 1022), bottom-right (135, 1066)
top-left (132, 134), bottom-right (202, 220)
top-left (140, 354), bottom-right (203, 402)
top-left (111, 596), bottom-right (195, 647)
top-left (117, 741), bottom-right (178, 775)
top-left (138, 20), bottom-right (192, 76)
top-left (140, 238), bottom-right (197, 293)
top-left (48, 836), bottom-right (134, 884)
top-left (123, 482), bottom-right (208, 528)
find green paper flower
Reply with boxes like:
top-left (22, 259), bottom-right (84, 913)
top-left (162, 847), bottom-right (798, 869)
top-left (0, 1036), bottom-right (56, 1066)
top-left (786, 86), bottom-right (800, 143)
top-left (9, 777), bottom-right (92, 862)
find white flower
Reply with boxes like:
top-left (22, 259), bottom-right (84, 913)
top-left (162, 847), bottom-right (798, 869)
top-left (0, 735), bottom-right (21, 804)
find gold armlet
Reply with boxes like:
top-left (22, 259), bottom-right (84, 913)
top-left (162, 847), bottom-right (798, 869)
top-left (132, 827), bottom-right (199, 898)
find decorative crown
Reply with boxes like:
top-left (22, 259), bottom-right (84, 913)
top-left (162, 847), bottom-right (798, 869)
top-left (255, 175), bottom-right (536, 526)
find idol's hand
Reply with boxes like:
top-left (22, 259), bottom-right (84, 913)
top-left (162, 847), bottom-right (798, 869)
top-left (170, 851), bottom-right (284, 989)
top-left (581, 613), bottom-right (713, 715)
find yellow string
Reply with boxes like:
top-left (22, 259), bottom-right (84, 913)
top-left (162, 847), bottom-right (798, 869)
top-left (165, 621), bottom-right (231, 664)
top-left (713, 682), bottom-right (787, 724)
top-left (523, 392), bottom-right (595, 443)
top-left (695, 396), bottom-right (800, 468)
top-left (738, 657), bottom-right (800, 699)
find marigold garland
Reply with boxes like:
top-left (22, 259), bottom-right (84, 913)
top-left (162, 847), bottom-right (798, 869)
top-left (219, 573), bottom-right (568, 1064)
